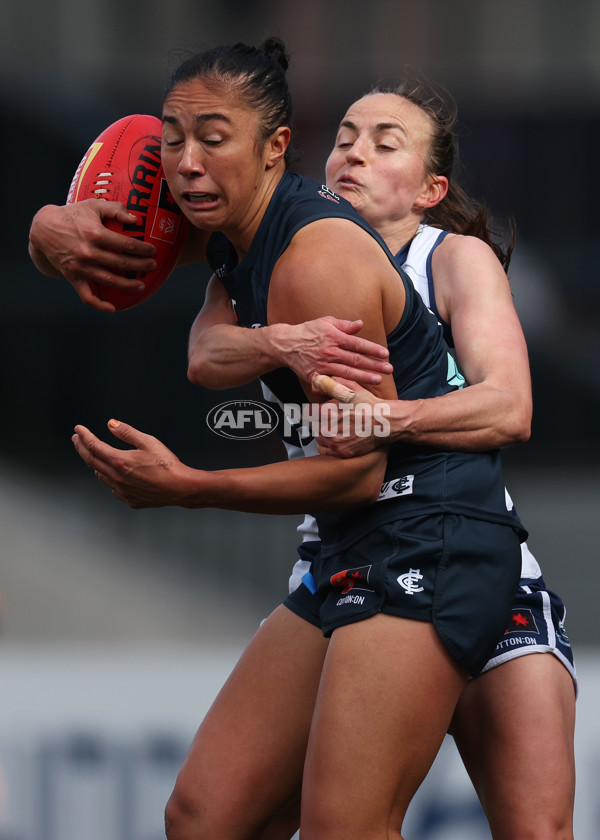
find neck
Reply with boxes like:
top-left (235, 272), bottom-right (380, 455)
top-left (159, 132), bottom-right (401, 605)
top-left (376, 215), bottom-right (423, 256)
top-left (225, 166), bottom-right (286, 260)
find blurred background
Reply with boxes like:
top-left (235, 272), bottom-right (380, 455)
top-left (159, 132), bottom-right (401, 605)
top-left (1, 0), bottom-right (599, 837)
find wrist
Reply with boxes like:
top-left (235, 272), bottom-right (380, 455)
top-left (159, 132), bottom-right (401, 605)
top-left (28, 239), bottom-right (61, 278)
top-left (260, 322), bottom-right (293, 369)
top-left (387, 399), bottom-right (422, 442)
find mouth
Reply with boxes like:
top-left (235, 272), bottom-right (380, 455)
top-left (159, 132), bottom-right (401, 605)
top-left (182, 191), bottom-right (219, 207)
top-left (336, 174), bottom-right (362, 189)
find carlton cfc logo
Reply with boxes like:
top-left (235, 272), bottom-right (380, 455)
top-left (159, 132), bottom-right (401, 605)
top-left (397, 568), bottom-right (424, 595)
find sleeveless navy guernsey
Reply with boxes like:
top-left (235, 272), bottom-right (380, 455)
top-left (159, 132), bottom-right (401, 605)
top-left (208, 172), bottom-right (526, 552)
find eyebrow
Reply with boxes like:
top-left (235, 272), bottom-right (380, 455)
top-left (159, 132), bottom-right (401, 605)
top-left (339, 119), bottom-right (407, 135)
top-left (162, 113), bottom-right (232, 125)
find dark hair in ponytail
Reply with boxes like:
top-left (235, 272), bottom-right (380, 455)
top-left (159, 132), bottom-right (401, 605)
top-left (165, 37), bottom-right (297, 165)
top-left (371, 77), bottom-right (515, 269)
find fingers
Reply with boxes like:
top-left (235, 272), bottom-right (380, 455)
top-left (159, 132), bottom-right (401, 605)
top-left (106, 418), bottom-right (152, 449)
top-left (69, 200), bottom-right (158, 283)
top-left (323, 316), bottom-right (363, 336)
top-left (73, 281), bottom-right (117, 312)
top-left (72, 424), bottom-right (116, 471)
top-left (339, 338), bottom-right (391, 365)
top-left (80, 247), bottom-right (157, 286)
top-left (312, 374), bottom-right (356, 403)
top-left (323, 318), bottom-right (390, 362)
top-left (93, 202), bottom-right (156, 254)
top-left (318, 363), bottom-right (386, 386)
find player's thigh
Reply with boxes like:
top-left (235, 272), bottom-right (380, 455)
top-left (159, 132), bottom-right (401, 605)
top-left (451, 653), bottom-right (575, 839)
top-left (170, 605), bottom-right (328, 825)
top-left (301, 614), bottom-right (467, 840)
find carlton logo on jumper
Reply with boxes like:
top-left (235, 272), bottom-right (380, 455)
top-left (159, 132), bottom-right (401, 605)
top-left (397, 568), bottom-right (424, 595)
top-left (206, 400), bottom-right (279, 440)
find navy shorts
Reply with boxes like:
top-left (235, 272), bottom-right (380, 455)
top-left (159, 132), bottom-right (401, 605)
top-left (480, 576), bottom-right (577, 692)
top-left (285, 513), bottom-right (521, 676)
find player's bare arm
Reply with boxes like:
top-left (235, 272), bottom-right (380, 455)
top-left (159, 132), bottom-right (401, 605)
top-left (187, 276), bottom-right (393, 390)
top-left (268, 218), bottom-right (402, 402)
top-left (429, 234), bottom-right (532, 443)
top-left (71, 222), bottom-right (399, 511)
top-left (320, 235), bottom-right (533, 458)
top-left (72, 419), bottom-right (385, 513)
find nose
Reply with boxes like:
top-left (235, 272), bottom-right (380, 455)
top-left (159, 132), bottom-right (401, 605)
top-left (177, 141), bottom-right (206, 176)
top-left (345, 137), bottom-right (367, 164)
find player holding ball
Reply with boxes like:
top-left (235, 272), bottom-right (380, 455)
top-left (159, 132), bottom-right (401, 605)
top-left (29, 38), bottom-right (575, 840)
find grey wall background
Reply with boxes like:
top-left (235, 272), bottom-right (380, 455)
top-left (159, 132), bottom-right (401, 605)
top-left (1, 0), bottom-right (599, 648)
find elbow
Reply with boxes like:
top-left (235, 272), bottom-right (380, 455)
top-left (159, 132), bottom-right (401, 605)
top-left (349, 484), bottom-right (381, 508)
top-left (341, 456), bottom-right (386, 507)
top-left (513, 421), bottom-right (532, 446)
top-left (498, 404), bottom-right (532, 448)
top-left (363, 468), bottom-right (385, 505)
top-left (187, 348), bottom-right (217, 388)
top-left (187, 360), bottom-right (205, 387)
top-left (187, 362), bottom-right (217, 389)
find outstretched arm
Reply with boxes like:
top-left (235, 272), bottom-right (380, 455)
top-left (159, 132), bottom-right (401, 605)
top-left (71, 218), bottom-right (398, 514)
top-left (72, 419), bottom-right (386, 513)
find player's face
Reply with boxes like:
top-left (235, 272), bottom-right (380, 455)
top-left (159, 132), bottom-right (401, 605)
top-left (161, 79), bottom-right (275, 239)
top-left (325, 94), bottom-right (436, 233)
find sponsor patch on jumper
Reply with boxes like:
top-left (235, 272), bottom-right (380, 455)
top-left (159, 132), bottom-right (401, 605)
top-left (378, 476), bottom-right (414, 502)
top-left (504, 608), bottom-right (539, 635)
top-left (317, 185), bottom-right (341, 203)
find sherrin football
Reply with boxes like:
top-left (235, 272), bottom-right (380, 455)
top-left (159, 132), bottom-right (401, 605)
top-left (67, 114), bottom-right (190, 310)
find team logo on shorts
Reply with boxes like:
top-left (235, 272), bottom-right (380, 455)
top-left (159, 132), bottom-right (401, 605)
top-left (397, 568), bottom-right (424, 596)
top-left (330, 565), bottom-right (374, 595)
top-left (504, 608), bottom-right (539, 635)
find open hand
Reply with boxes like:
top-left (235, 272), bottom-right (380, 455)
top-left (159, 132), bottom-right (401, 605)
top-left (72, 419), bottom-right (194, 508)
top-left (279, 316), bottom-right (393, 386)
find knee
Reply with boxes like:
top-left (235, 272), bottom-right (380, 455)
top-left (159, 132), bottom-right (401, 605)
top-left (165, 781), bottom-right (216, 840)
top-left (485, 802), bottom-right (574, 840)
top-left (164, 785), bottom-right (194, 840)
top-left (164, 778), bottom-right (254, 840)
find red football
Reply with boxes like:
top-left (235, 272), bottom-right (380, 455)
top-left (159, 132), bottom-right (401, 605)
top-left (67, 114), bottom-right (190, 310)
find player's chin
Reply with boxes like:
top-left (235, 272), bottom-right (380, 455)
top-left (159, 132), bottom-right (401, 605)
top-left (180, 202), bottom-right (224, 230)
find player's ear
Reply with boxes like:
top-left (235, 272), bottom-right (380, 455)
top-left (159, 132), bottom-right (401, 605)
top-left (414, 174), bottom-right (448, 210)
top-left (265, 126), bottom-right (290, 169)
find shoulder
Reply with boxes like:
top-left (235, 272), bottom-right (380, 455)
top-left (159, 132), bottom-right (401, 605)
top-left (432, 233), bottom-right (507, 292)
top-left (432, 233), bottom-right (513, 322)
top-left (279, 217), bottom-right (392, 282)
top-left (433, 232), bottom-right (502, 271)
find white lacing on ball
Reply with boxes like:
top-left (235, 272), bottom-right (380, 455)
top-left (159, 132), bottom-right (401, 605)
top-left (92, 172), bottom-right (113, 196)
